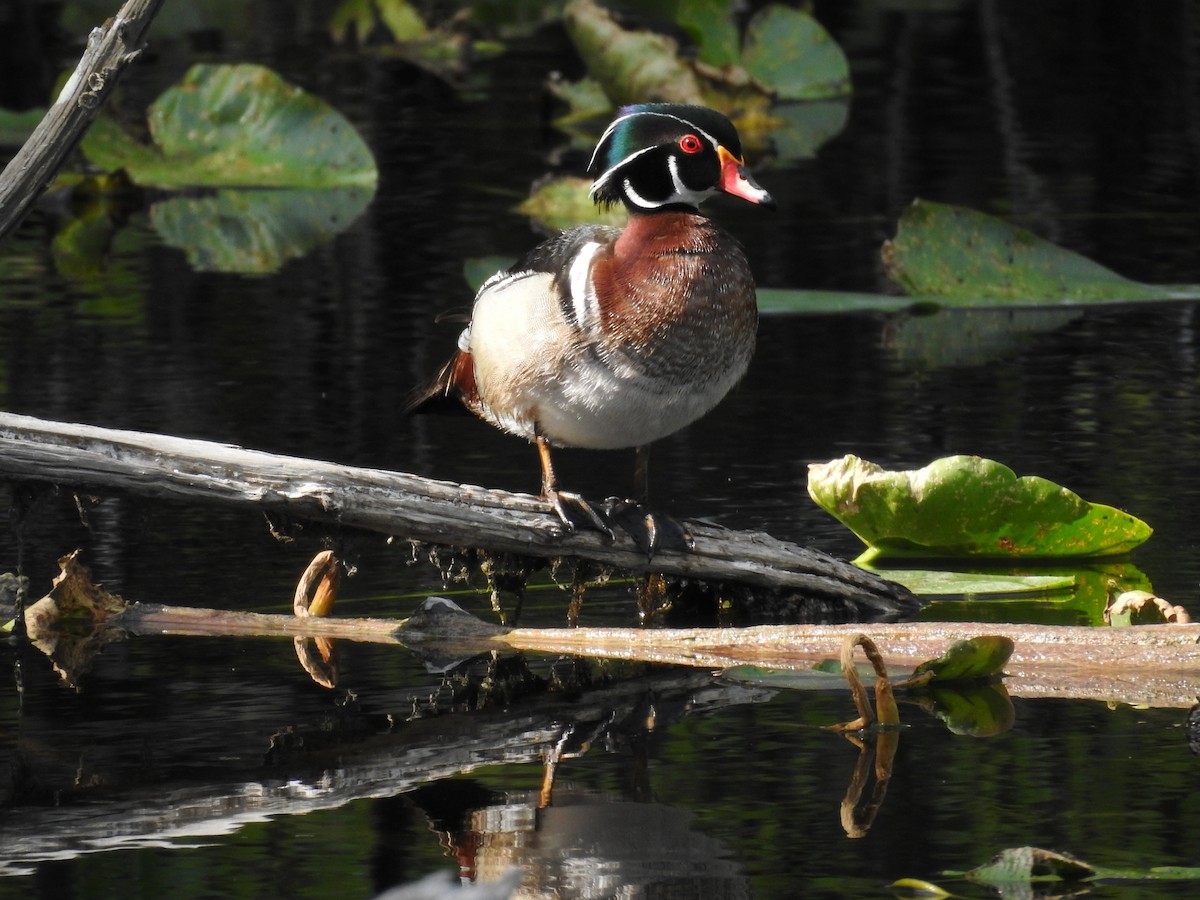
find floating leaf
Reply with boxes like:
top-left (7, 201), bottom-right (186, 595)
top-left (912, 636), bottom-right (1013, 681)
top-left (82, 64), bottom-right (377, 189)
top-left (807, 454), bottom-right (1152, 561)
top-left (515, 176), bottom-right (626, 232)
top-left (150, 188), bottom-right (373, 274)
top-left (741, 6), bottom-right (852, 100)
top-left (883, 199), bottom-right (1200, 303)
top-left (546, 74), bottom-right (614, 125)
top-left (563, 0), bottom-right (706, 106)
top-left (675, 0), bottom-right (740, 68)
top-left (867, 568), bottom-right (1075, 599)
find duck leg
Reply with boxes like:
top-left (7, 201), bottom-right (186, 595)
top-left (605, 445), bottom-right (695, 557)
top-left (536, 433), bottom-right (614, 539)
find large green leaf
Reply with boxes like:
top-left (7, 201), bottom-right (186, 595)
top-left (807, 454), bottom-right (1152, 561)
top-left (883, 199), bottom-right (1200, 302)
top-left (82, 64), bottom-right (377, 189)
top-left (741, 6), bottom-right (851, 100)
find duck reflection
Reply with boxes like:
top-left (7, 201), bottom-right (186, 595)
top-left (402, 779), bottom-right (749, 900)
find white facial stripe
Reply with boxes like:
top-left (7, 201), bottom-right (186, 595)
top-left (666, 154), bottom-right (713, 205)
top-left (589, 145), bottom-right (657, 201)
top-left (621, 177), bottom-right (656, 210)
top-left (589, 110), bottom-right (723, 173)
top-left (567, 242), bottom-right (602, 333)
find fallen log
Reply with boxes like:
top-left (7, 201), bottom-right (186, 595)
top-left (0, 411), bottom-right (916, 616)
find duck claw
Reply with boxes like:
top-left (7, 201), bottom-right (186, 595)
top-left (604, 498), bottom-right (695, 559)
top-left (548, 490), bottom-right (616, 541)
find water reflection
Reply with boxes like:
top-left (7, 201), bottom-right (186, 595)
top-left (5, 1), bottom-right (1200, 897)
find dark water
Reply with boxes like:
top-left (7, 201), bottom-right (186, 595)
top-left (3, 2), bottom-right (1200, 897)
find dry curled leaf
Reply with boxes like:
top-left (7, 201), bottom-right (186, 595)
top-left (1104, 584), bottom-right (1191, 625)
top-left (294, 550), bottom-right (340, 617)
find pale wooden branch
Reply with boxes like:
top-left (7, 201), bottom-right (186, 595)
top-left (0, 412), bottom-right (916, 613)
top-left (0, 0), bottom-right (165, 239)
top-left (87, 597), bottom-right (1200, 708)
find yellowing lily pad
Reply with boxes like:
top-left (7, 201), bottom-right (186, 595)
top-left (807, 454), bottom-right (1152, 561)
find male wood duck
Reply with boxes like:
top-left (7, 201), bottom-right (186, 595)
top-left (409, 103), bottom-right (774, 550)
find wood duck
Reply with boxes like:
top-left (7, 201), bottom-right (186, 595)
top-left (409, 103), bottom-right (774, 549)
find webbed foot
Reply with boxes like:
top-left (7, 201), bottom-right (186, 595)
top-left (604, 498), bottom-right (695, 559)
top-left (547, 489), bottom-right (616, 541)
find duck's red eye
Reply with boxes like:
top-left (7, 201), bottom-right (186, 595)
top-left (679, 134), bottom-right (703, 154)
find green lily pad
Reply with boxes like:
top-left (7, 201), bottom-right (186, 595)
top-left (82, 63), bottom-right (377, 189)
top-left (675, 0), bottom-right (741, 68)
top-left (807, 454), bottom-right (1152, 561)
top-left (151, 188), bottom-right (373, 274)
top-left (515, 176), bottom-right (626, 232)
top-left (883, 198), bottom-right (1200, 303)
top-left (742, 6), bottom-right (852, 100)
top-left (913, 636), bottom-right (1013, 682)
top-left (866, 568), bottom-right (1075, 599)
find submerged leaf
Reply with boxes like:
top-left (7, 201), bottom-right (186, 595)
top-left (883, 199), bottom-right (1200, 303)
top-left (807, 454), bottom-right (1152, 560)
top-left (83, 64), bottom-right (377, 189)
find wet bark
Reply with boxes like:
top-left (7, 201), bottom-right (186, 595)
top-left (0, 411), bottom-right (917, 615)
top-left (0, 0), bottom-right (165, 239)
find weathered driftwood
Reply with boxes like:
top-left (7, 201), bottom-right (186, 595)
top-left (107, 597), bottom-right (1200, 708)
top-left (0, 0), bottom-right (165, 239)
top-left (27, 554), bottom-right (1195, 709)
top-left (0, 411), bottom-right (915, 614)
